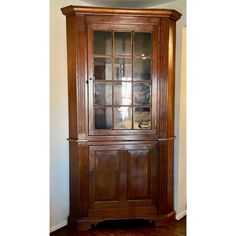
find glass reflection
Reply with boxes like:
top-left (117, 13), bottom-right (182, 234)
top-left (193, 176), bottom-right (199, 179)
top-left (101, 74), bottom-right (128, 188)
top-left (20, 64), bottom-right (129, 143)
top-left (134, 107), bottom-right (151, 129)
top-left (115, 32), bottom-right (131, 55)
top-left (114, 82), bottom-right (132, 105)
top-left (134, 83), bottom-right (151, 105)
top-left (114, 107), bottom-right (132, 129)
top-left (94, 31), bottom-right (112, 55)
top-left (134, 58), bottom-right (151, 81)
top-left (114, 58), bottom-right (131, 81)
top-left (134, 32), bottom-right (151, 56)
top-left (94, 82), bottom-right (112, 105)
top-left (94, 58), bottom-right (112, 80)
top-left (95, 108), bottom-right (112, 129)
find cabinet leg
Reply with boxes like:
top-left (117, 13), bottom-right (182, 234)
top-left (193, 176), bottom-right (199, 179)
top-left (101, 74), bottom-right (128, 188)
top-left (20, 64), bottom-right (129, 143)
top-left (78, 219), bottom-right (102, 231)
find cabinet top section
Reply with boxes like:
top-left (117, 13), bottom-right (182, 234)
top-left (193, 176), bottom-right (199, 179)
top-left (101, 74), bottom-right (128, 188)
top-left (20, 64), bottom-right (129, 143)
top-left (61, 5), bottom-right (181, 21)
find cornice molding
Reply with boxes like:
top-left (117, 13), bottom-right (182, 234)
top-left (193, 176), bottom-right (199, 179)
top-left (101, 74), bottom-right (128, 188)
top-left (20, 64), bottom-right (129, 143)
top-left (61, 5), bottom-right (182, 21)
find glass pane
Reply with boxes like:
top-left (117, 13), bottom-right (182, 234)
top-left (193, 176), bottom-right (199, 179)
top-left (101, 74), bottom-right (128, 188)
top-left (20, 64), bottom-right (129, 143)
top-left (95, 108), bottom-right (112, 129)
top-left (134, 32), bottom-right (151, 56)
top-left (134, 58), bottom-right (151, 81)
top-left (94, 58), bottom-right (112, 80)
top-left (94, 82), bottom-right (112, 105)
top-left (114, 82), bottom-right (132, 105)
top-left (134, 107), bottom-right (151, 129)
top-left (134, 83), bottom-right (151, 105)
top-left (114, 58), bottom-right (131, 81)
top-left (94, 31), bottom-right (112, 55)
top-left (114, 107), bottom-right (132, 129)
top-left (115, 32), bottom-right (131, 55)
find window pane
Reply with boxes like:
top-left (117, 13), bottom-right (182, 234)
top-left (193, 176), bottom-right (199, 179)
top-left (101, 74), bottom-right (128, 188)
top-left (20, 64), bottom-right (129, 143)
top-left (114, 58), bottom-right (131, 81)
top-left (134, 83), bottom-right (151, 105)
top-left (114, 82), bottom-right (132, 105)
top-left (94, 82), bottom-right (112, 105)
top-left (94, 58), bottom-right (112, 80)
top-left (115, 32), bottom-right (131, 55)
top-left (134, 32), bottom-right (151, 56)
top-left (94, 31), bottom-right (112, 55)
top-left (134, 107), bottom-right (151, 129)
top-left (134, 58), bottom-right (151, 81)
top-left (114, 107), bottom-right (132, 129)
top-left (95, 108), bottom-right (112, 129)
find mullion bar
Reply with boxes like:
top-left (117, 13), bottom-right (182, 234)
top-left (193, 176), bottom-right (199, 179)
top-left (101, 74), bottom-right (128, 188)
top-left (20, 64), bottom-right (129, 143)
top-left (112, 30), bottom-right (115, 130)
top-left (94, 54), bottom-right (112, 58)
top-left (94, 105), bottom-right (151, 108)
top-left (131, 31), bottom-right (134, 130)
top-left (94, 80), bottom-right (151, 83)
top-left (94, 80), bottom-right (113, 82)
top-left (114, 55), bottom-right (132, 58)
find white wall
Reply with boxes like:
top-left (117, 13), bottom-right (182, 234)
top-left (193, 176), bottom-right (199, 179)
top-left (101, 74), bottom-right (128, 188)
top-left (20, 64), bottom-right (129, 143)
top-left (50, 0), bottom-right (91, 232)
top-left (50, 0), bottom-right (186, 232)
top-left (151, 0), bottom-right (187, 219)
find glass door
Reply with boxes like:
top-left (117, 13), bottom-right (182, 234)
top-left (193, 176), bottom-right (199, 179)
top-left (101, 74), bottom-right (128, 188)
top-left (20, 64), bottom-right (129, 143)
top-left (88, 24), bottom-right (157, 135)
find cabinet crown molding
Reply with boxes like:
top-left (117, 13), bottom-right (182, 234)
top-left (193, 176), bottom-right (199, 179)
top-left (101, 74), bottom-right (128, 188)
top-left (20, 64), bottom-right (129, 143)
top-left (61, 5), bottom-right (182, 21)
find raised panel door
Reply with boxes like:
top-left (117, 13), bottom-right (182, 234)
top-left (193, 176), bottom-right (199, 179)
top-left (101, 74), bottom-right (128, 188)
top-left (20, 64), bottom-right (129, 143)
top-left (88, 143), bottom-right (158, 217)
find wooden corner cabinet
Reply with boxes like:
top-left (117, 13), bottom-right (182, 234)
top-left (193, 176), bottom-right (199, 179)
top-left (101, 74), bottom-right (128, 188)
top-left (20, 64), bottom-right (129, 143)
top-left (61, 5), bottom-right (181, 231)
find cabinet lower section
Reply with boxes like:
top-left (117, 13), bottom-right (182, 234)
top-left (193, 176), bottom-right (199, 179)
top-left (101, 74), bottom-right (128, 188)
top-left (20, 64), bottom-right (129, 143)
top-left (68, 140), bottom-right (175, 231)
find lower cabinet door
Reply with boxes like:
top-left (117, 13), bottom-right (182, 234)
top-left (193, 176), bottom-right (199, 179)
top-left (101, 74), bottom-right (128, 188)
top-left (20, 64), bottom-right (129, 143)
top-left (88, 142), bottom-right (158, 218)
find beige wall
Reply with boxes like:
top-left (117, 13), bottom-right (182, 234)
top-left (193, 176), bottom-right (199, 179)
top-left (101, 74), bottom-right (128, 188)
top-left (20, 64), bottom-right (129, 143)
top-left (50, 0), bottom-right (186, 231)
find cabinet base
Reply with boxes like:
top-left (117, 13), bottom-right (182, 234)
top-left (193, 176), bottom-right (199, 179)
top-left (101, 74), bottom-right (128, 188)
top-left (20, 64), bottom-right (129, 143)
top-left (68, 211), bottom-right (176, 231)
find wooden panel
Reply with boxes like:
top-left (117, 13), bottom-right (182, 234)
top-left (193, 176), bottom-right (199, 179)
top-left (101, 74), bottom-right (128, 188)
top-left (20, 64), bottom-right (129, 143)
top-left (89, 143), bottom-right (157, 213)
top-left (68, 142), bottom-right (79, 217)
top-left (65, 15), bottom-right (88, 139)
top-left (118, 150), bottom-right (127, 202)
top-left (77, 142), bottom-right (89, 216)
top-left (91, 23), bottom-right (153, 32)
top-left (76, 15), bottom-right (88, 139)
top-left (89, 206), bottom-right (157, 218)
top-left (66, 16), bottom-right (78, 139)
top-left (86, 15), bottom-right (160, 25)
top-left (157, 18), bottom-right (177, 214)
top-left (89, 147), bottom-right (119, 207)
top-left (68, 141), bottom-right (89, 218)
top-left (95, 151), bottom-right (119, 201)
top-left (127, 149), bottom-right (151, 199)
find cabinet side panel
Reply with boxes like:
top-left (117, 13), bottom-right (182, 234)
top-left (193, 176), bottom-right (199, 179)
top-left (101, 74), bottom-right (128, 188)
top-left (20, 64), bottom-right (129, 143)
top-left (76, 15), bottom-right (88, 138)
top-left (167, 19), bottom-right (176, 138)
top-left (166, 19), bottom-right (176, 212)
top-left (69, 142), bottom-right (79, 217)
top-left (66, 16), bottom-right (78, 138)
top-left (77, 143), bottom-right (89, 217)
top-left (158, 18), bottom-right (176, 214)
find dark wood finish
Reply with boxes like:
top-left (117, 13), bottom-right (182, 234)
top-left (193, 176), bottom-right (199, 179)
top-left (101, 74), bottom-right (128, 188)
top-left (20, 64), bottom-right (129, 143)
top-left (88, 143), bottom-right (157, 211)
top-left (51, 217), bottom-right (186, 236)
top-left (61, 6), bottom-right (181, 231)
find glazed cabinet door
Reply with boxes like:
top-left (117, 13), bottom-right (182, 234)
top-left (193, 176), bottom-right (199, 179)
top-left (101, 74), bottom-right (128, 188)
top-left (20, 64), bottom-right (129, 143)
top-left (87, 23), bottom-right (158, 136)
top-left (88, 143), bottom-right (158, 218)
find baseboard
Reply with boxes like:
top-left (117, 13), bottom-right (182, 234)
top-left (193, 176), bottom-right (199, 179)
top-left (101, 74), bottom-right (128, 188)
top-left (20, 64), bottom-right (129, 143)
top-left (50, 220), bottom-right (68, 233)
top-left (175, 210), bottom-right (186, 220)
